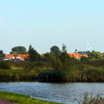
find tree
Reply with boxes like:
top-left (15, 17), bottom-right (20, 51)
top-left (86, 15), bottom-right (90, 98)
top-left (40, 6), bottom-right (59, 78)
top-left (80, 56), bottom-right (88, 61)
top-left (28, 45), bottom-right (40, 62)
top-left (11, 46), bottom-right (26, 54)
top-left (50, 45), bottom-right (61, 55)
top-left (88, 50), bottom-right (101, 60)
top-left (0, 50), bottom-right (3, 54)
top-left (52, 44), bottom-right (71, 70)
top-left (0, 50), bottom-right (5, 61)
top-left (60, 44), bottom-right (69, 63)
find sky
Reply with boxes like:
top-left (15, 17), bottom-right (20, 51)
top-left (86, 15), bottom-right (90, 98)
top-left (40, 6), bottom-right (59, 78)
top-left (0, 0), bottom-right (104, 54)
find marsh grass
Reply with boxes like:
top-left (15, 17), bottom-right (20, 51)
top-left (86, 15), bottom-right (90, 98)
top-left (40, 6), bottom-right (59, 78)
top-left (1, 61), bottom-right (104, 82)
top-left (72, 93), bottom-right (104, 104)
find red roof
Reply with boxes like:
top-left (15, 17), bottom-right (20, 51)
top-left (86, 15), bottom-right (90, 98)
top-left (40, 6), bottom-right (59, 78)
top-left (68, 53), bottom-right (87, 59)
top-left (5, 54), bottom-right (29, 60)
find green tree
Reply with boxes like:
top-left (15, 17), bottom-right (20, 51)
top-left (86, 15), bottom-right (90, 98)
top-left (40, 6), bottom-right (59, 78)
top-left (0, 50), bottom-right (5, 61)
top-left (60, 44), bottom-right (69, 63)
top-left (88, 50), bottom-right (101, 60)
top-left (0, 50), bottom-right (3, 54)
top-left (11, 51), bottom-right (17, 54)
top-left (80, 56), bottom-right (88, 62)
top-left (28, 45), bottom-right (40, 62)
top-left (50, 45), bottom-right (61, 55)
top-left (11, 46), bottom-right (26, 54)
top-left (52, 44), bottom-right (71, 70)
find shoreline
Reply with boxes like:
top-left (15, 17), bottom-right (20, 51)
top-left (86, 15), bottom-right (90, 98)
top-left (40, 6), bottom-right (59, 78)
top-left (0, 91), bottom-right (62, 104)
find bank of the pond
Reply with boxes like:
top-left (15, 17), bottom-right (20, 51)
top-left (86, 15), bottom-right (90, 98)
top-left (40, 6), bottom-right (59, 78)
top-left (0, 91), bottom-right (62, 104)
top-left (1, 60), bottom-right (104, 82)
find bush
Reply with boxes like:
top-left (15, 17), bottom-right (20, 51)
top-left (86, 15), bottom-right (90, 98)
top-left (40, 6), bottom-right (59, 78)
top-left (38, 69), bottom-right (66, 82)
top-left (0, 62), bottom-right (11, 69)
top-left (82, 93), bottom-right (104, 104)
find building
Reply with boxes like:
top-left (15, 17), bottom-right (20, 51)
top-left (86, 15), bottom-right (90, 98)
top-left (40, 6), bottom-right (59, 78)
top-left (3, 54), bottom-right (29, 61)
top-left (68, 49), bottom-right (87, 60)
top-left (3, 54), bottom-right (44, 61)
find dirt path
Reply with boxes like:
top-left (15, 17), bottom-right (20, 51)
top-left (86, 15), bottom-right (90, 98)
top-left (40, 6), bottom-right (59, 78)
top-left (0, 99), bottom-right (14, 104)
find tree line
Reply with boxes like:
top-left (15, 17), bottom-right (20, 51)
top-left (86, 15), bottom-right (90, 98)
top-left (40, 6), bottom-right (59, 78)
top-left (0, 45), bottom-right (104, 82)
top-left (0, 45), bottom-right (104, 62)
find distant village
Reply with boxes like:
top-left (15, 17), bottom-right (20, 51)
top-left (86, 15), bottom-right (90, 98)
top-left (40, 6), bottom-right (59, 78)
top-left (2, 45), bottom-right (104, 62)
top-left (0, 49), bottom-right (88, 61)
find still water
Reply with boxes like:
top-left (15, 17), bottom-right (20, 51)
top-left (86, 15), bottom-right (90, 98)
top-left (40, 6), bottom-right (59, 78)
top-left (0, 82), bottom-right (104, 103)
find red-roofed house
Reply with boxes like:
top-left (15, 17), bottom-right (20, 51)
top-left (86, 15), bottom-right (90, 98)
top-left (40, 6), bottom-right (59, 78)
top-left (3, 54), bottom-right (29, 61)
top-left (68, 49), bottom-right (87, 59)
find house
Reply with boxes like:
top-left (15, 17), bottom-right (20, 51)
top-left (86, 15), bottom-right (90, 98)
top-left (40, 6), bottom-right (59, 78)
top-left (3, 54), bottom-right (44, 61)
top-left (68, 49), bottom-right (87, 60)
top-left (3, 54), bottom-right (29, 61)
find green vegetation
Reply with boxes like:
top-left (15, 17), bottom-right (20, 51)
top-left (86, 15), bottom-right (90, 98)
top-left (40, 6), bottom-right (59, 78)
top-left (81, 93), bottom-right (104, 104)
top-left (1, 45), bottom-right (104, 82)
top-left (38, 45), bottom-right (104, 82)
top-left (28, 45), bottom-right (41, 62)
top-left (1, 59), bottom-right (104, 82)
top-left (0, 91), bottom-right (61, 104)
top-left (0, 50), bottom-right (4, 61)
top-left (50, 45), bottom-right (61, 55)
top-left (0, 61), bottom-right (11, 69)
top-left (0, 61), bottom-right (50, 81)
top-left (38, 64), bottom-right (104, 82)
top-left (11, 46), bottom-right (26, 54)
top-left (0, 91), bottom-right (104, 104)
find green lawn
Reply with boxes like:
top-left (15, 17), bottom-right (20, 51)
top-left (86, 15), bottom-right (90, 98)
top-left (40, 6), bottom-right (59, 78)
top-left (0, 91), bottom-right (62, 104)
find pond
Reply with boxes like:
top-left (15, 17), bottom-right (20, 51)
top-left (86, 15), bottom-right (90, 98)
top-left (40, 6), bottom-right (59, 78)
top-left (0, 82), bottom-right (104, 103)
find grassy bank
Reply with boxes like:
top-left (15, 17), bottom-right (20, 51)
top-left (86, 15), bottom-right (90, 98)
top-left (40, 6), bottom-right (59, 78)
top-left (39, 64), bottom-right (104, 82)
top-left (0, 91), bottom-right (61, 104)
top-left (1, 61), bottom-right (104, 82)
top-left (0, 61), bottom-right (50, 81)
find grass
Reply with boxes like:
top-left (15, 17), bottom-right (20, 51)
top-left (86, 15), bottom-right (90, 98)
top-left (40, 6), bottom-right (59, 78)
top-left (82, 92), bottom-right (104, 104)
top-left (1, 61), bottom-right (104, 82)
top-left (0, 91), bottom-right (62, 104)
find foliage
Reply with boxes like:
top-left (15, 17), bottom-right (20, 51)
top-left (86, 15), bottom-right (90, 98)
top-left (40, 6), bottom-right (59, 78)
top-left (11, 46), bottom-right (26, 54)
top-left (0, 91), bottom-right (61, 104)
top-left (0, 50), bottom-right (3, 54)
top-left (0, 61), bottom-right (11, 69)
top-left (51, 44), bottom-right (77, 70)
top-left (28, 45), bottom-right (40, 62)
top-left (0, 68), bottom-right (39, 81)
top-left (82, 92), bottom-right (104, 104)
top-left (50, 45), bottom-right (61, 55)
top-left (80, 56), bottom-right (88, 62)
top-left (0, 61), bottom-right (51, 81)
top-left (38, 69), bottom-right (66, 82)
top-left (38, 63), bottom-right (104, 82)
top-left (0, 50), bottom-right (5, 61)
top-left (88, 50), bottom-right (101, 61)
top-left (11, 51), bottom-right (17, 54)
top-left (1, 44), bottom-right (104, 82)
top-left (43, 52), bottom-right (56, 62)
top-left (78, 51), bottom-right (90, 55)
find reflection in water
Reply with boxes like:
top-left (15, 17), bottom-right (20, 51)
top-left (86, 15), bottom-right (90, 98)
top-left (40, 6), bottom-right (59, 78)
top-left (0, 82), bottom-right (104, 103)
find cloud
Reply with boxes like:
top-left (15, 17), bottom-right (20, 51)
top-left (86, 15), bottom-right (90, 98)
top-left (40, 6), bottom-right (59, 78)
top-left (0, 18), bottom-right (4, 23)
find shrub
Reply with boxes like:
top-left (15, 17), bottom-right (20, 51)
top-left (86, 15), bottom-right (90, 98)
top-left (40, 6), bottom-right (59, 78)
top-left (0, 62), bottom-right (11, 69)
top-left (38, 69), bottom-right (66, 82)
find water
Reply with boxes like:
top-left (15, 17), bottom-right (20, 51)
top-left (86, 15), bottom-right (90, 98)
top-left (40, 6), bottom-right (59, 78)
top-left (0, 82), bottom-right (104, 103)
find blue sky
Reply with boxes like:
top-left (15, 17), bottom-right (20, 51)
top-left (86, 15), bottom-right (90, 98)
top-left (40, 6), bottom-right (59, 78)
top-left (0, 0), bottom-right (104, 54)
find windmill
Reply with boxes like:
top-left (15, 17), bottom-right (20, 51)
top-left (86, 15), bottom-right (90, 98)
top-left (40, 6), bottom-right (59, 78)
top-left (85, 42), bottom-right (92, 52)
